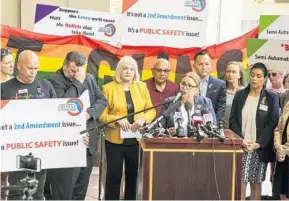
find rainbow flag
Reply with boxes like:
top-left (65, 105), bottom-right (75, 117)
top-left (1, 24), bottom-right (258, 87)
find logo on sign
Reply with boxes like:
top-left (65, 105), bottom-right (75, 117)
top-left (281, 44), bottom-right (289, 51)
top-left (98, 24), bottom-right (116, 37)
top-left (58, 98), bottom-right (84, 116)
top-left (184, 0), bottom-right (206, 12)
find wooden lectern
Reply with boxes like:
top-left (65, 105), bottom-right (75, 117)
top-left (137, 129), bottom-right (243, 200)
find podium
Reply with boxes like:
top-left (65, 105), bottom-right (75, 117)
top-left (137, 129), bottom-right (243, 200)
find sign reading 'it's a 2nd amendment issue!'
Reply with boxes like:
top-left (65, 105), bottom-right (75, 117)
top-left (120, 0), bottom-right (209, 48)
top-left (0, 91), bottom-right (90, 172)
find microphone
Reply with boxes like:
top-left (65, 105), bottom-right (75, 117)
top-left (200, 109), bottom-right (225, 142)
top-left (184, 102), bottom-right (193, 137)
top-left (201, 108), bottom-right (213, 131)
top-left (172, 91), bottom-right (183, 103)
top-left (175, 108), bottom-right (185, 138)
top-left (218, 121), bottom-right (226, 139)
top-left (140, 101), bottom-right (182, 133)
top-left (191, 109), bottom-right (207, 141)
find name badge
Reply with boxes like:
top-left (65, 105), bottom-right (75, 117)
top-left (18, 89), bottom-right (28, 94)
top-left (259, 104), bottom-right (268, 111)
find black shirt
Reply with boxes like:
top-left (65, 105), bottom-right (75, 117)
top-left (122, 90), bottom-right (138, 145)
top-left (1, 77), bottom-right (56, 100)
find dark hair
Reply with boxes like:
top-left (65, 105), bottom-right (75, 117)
top-left (283, 73), bottom-right (289, 86)
top-left (63, 51), bottom-right (87, 67)
top-left (1, 48), bottom-right (12, 61)
top-left (250, 62), bottom-right (268, 77)
top-left (193, 51), bottom-right (210, 61)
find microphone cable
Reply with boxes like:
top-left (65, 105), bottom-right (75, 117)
top-left (228, 136), bottom-right (239, 200)
top-left (212, 136), bottom-right (221, 200)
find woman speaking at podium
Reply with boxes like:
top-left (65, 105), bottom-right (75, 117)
top-left (99, 56), bottom-right (155, 200)
top-left (159, 72), bottom-right (216, 135)
top-left (229, 63), bottom-right (279, 200)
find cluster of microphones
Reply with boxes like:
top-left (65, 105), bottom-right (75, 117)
top-left (140, 92), bottom-right (226, 143)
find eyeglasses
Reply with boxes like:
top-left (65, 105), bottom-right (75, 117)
top-left (180, 81), bottom-right (198, 90)
top-left (1, 48), bottom-right (12, 61)
top-left (268, 72), bottom-right (278, 77)
top-left (153, 68), bottom-right (171, 73)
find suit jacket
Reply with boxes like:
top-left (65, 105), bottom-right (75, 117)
top-left (274, 101), bottom-right (289, 156)
top-left (48, 69), bottom-right (107, 154)
top-left (229, 85), bottom-right (280, 162)
top-left (99, 81), bottom-right (156, 144)
top-left (160, 95), bottom-right (217, 129)
top-left (206, 76), bottom-right (227, 123)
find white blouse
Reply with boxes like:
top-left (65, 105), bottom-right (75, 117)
top-left (242, 95), bottom-right (259, 142)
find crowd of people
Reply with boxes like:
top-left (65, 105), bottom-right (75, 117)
top-left (1, 48), bottom-right (289, 200)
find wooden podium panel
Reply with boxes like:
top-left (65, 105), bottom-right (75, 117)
top-left (137, 129), bottom-right (243, 200)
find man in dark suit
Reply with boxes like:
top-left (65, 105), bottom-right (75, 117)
top-left (48, 51), bottom-right (107, 200)
top-left (193, 51), bottom-right (227, 123)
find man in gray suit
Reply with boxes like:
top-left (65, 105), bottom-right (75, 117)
top-left (48, 51), bottom-right (107, 200)
top-left (193, 51), bottom-right (227, 123)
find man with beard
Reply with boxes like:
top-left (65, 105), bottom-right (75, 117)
top-left (1, 50), bottom-right (57, 200)
top-left (48, 51), bottom-right (107, 200)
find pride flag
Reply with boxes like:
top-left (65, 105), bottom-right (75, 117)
top-left (1, 24), bottom-right (258, 87)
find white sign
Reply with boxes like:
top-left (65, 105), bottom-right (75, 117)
top-left (0, 92), bottom-right (90, 172)
top-left (247, 38), bottom-right (289, 72)
top-left (259, 15), bottom-right (289, 41)
top-left (119, 0), bottom-right (209, 48)
top-left (34, 4), bottom-right (121, 45)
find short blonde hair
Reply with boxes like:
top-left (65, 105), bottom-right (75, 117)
top-left (114, 56), bottom-right (140, 83)
top-left (183, 72), bottom-right (201, 86)
top-left (153, 58), bottom-right (170, 69)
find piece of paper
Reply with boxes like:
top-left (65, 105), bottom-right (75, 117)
top-left (120, 129), bottom-right (140, 139)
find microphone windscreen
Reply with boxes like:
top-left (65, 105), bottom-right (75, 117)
top-left (184, 102), bottom-right (193, 111)
top-left (191, 115), bottom-right (203, 126)
top-left (200, 108), bottom-right (210, 115)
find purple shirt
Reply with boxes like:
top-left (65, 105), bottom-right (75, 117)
top-left (145, 78), bottom-right (179, 117)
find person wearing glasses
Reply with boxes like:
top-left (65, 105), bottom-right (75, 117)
top-left (1, 48), bottom-right (14, 83)
top-left (145, 58), bottom-right (179, 117)
top-left (267, 70), bottom-right (285, 93)
top-left (229, 63), bottom-right (279, 200)
top-left (159, 72), bottom-right (216, 134)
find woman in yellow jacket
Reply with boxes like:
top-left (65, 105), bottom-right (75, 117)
top-left (99, 56), bottom-right (156, 200)
top-left (273, 102), bottom-right (289, 200)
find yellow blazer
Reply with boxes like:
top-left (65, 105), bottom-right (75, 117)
top-left (274, 101), bottom-right (289, 156)
top-left (99, 81), bottom-right (156, 144)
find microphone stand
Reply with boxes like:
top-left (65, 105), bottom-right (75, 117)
top-left (80, 99), bottom-right (175, 201)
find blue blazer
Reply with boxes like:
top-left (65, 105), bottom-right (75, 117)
top-left (160, 96), bottom-right (217, 129)
top-left (206, 76), bottom-right (227, 123)
top-left (229, 85), bottom-right (279, 162)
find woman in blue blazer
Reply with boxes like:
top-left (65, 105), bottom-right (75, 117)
top-left (229, 63), bottom-right (279, 200)
top-left (159, 72), bottom-right (217, 135)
